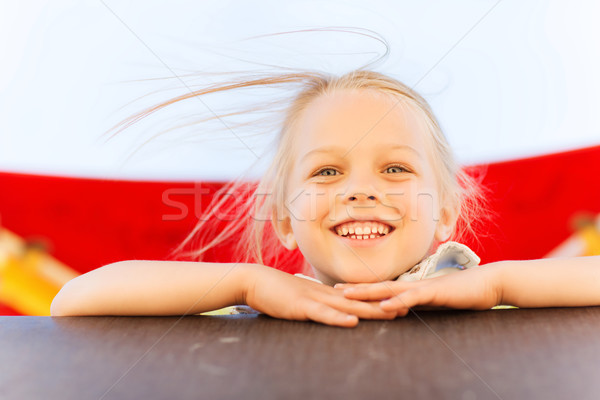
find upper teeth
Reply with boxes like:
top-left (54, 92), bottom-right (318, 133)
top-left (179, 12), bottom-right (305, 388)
top-left (334, 221), bottom-right (391, 238)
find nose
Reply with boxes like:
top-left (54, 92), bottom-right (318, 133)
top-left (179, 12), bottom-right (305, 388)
top-left (347, 193), bottom-right (376, 202)
top-left (341, 168), bottom-right (381, 205)
top-left (343, 181), bottom-right (379, 204)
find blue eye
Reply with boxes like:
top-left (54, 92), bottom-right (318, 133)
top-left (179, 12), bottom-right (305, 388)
top-left (317, 168), bottom-right (339, 176)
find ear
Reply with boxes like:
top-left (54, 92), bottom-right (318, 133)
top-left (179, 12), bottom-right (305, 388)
top-left (435, 202), bottom-right (459, 243)
top-left (271, 207), bottom-right (297, 250)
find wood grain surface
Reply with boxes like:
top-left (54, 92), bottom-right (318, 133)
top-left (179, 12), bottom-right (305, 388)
top-left (2, 307), bottom-right (600, 400)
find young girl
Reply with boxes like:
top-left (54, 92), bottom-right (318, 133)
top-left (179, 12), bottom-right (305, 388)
top-left (50, 70), bottom-right (600, 327)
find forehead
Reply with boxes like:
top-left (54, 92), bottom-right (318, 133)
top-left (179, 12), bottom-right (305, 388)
top-left (292, 88), bottom-right (430, 157)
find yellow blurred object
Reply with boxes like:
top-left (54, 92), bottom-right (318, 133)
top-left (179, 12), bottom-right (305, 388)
top-left (545, 212), bottom-right (600, 258)
top-left (0, 223), bottom-right (79, 315)
top-left (200, 306), bottom-right (259, 316)
top-left (580, 224), bottom-right (600, 256)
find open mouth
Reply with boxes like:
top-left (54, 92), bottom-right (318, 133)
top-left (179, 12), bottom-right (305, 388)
top-left (331, 221), bottom-right (394, 240)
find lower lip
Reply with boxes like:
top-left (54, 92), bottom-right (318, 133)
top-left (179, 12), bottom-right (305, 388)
top-left (331, 229), bottom-right (393, 248)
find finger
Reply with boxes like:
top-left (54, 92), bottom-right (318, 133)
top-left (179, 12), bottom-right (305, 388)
top-left (341, 281), bottom-right (409, 301)
top-left (380, 287), bottom-right (435, 312)
top-left (325, 295), bottom-right (397, 320)
top-left (334, 282), bottom-right (379, 290)
top-left (395, 307), bottom-right (410, 317)
top-left (333, 283), bottom-right (352, 289)
top-left (303, 301), bottom-right (359, 328)
top-left (305, 284), bottom-right (396, 319)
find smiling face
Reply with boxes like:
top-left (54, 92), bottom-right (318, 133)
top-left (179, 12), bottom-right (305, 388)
top-left (275, 88), bottom-right (456, 285)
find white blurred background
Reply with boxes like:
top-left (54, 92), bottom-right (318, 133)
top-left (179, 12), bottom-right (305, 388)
top-left (0, 0), bottom-right (599, 181)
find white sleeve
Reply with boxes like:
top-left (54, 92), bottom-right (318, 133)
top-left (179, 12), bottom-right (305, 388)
top-left (397, 241), bottom-right (481, 282)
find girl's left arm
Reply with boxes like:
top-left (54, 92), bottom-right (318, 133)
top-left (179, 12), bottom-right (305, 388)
top-left (337, 256), bottom-right (600, 314)
top-left (494, 256), bottom-right (600, 308)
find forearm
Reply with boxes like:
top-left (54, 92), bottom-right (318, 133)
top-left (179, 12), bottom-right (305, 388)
top-left (493, 256), bottom-right (600, 307)
top-left (51, 260), bottom-right (258, 316)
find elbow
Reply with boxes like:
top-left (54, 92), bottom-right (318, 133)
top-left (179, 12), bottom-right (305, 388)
top-left (50, 280), bottom-right (76, 316)
top-left (50, 276), bottom-right (91, 316)
top-left (50, 296), bottom-right (65, 316)
top-left (50, 261), bottom-right (129, 316)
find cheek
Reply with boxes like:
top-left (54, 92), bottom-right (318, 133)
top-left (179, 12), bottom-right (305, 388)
top-left (403, 185), bottom-right (442, 241)
top-left (287, 185), bottom-right (333, 263)
top-left (285, 184), bottom-right (331, 223)
top-left (412, 184), bottom-right (442, 226)
top-left (383, 181), bottom-right (441, 229)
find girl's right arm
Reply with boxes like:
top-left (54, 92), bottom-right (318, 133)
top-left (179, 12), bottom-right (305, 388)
top-left (50, 260), bottom-right (252, 316)
top-left (50, 260), bottom-right (396, 327)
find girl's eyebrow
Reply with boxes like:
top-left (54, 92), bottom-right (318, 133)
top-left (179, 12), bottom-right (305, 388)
top-left (300, 144), bottom-right (422, 163)
top-left (300, 145), bottom-right (345, 163)
top-left (385, 144), bottom-right (423, 160)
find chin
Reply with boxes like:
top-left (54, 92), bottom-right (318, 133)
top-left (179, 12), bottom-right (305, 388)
top-left (310, 257), bottom-right (402, 284)
top-left (337, 269), bottom-right (393, 284)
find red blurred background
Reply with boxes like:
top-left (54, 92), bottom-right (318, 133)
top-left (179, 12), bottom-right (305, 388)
top-left (1, 144), bottom-right (599, 315)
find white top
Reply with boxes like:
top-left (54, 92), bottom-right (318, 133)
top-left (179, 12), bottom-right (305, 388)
top-left (396, 241), bottom-right (480, 281)
top-left (295, 241), bottom-right (481, 284)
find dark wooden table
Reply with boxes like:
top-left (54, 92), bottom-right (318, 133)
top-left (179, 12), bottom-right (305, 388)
top-left (2, 307), bottom-right (600, 399)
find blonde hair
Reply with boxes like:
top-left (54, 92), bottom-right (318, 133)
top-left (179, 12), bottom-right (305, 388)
top-left (113, 69), bottom-right (489, 272)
